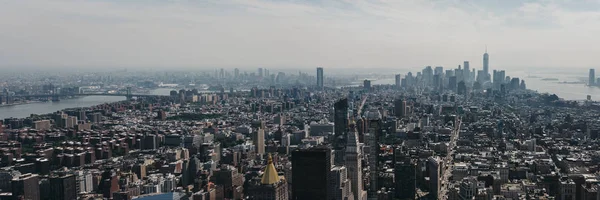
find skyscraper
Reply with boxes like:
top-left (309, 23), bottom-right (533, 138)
top-left (428, 157), bottom-right (443, 199)
top-left (334, 98), bottom-right (349, 150)
top-left (394, 150), bottom-right (416, 200)
top-left (234, 68), bottom-right (240, 79)
top-left (365, 111), bottom-right (382, 196)
top-left (292, 146), bottom-right (331, 200)
top-left (254, 129), bottom-right (265, 156)
top-left (590, 69), bottom-right (596, 86)
top-left (258, 68), bottom-right (264, 77)
top-left (345, 132), bottom-right (364, 200)
top-left (363, 80), bottom-right (371, 91)
top-left (394, 74), bottom-right (401, 89)
top-left (394, 99), bottom-right (406, 118)
top-left (330, 166), bottom-right (353, 200)
top-left (317, 67), bottom-right (324, 90)
top-left (463, 61), bottom-right (470, 82)
top-left (483, 48), bottom-right (489, 78)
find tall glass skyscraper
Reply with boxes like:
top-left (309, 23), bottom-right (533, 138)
top-left (317, 67), bottom-right (324, 90)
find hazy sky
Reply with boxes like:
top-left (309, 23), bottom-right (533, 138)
top-left (1, 0), bottom-right (600, 71)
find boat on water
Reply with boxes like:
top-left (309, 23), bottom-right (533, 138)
top-left (541, 78), bottom-right (559, 81)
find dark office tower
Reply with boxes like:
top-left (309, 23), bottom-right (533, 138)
top-left (366, 111), bottom-right (382, 196)
top-left (334, 99), bottom-right (349, 149)
top-left (234, 68), bottom-right (240, 79)
top-left (11, 174), bottom-right (40, 200)
top-left (448, 76), bottom-right (457, 92)
top-left (317, 67), bottom-right (324, 90)
top-left (394, 158), bottom-right (416, 199)
top-left (220, 68), bottom-right (225, 78)
top-left (292, 146), bottom-right (331, 200)
top-left (50, 174), bottom-right (77, 200)
top-left (363, 80), bottom-right (371, 91)
top-left (483, 48), bottom-right (489, 77)
top-left (463, 61), bottom-right (470, 82)
top-left (259, 68), bottom-right (264, 77)
top-left (590, 69), bottom-right (596, 86)
top-left (393, 99), bottom-right (406, 118)
top-left (520, 80), bottom-right (527, 90)
top-left (395, 74), bottom-right (401, 89)
top-left (510, 78), bottom-right (520, 90)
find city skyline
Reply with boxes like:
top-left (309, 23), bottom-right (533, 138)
top-left (1, 0), bottom-right (600, 69)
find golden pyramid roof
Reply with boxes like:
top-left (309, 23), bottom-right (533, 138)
top-left (261, 154), bottom-right (280, 185)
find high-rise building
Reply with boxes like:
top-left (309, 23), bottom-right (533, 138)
top-left (246, 154), bottom-right (288, 200)
top-left (365, 111), bottom-right (382, 196)
top-left (448, 76), bottom-right (457, 92)
top-left (483, 49), bottom-right (489, 78)
top-left (234, 68), bottom-right (240, 79)
top-left (334, 98), bottom-right (349, 148)
top-left (254, 129), bottom-right (265, 156)
top-left (394, 99), bottom-right (406, 118)
top-left (50, 174), bottom-right (77, 200)
top-left (259, 68), bottom-right (264, 77)
top-left (463, 61), bottom-right (470, 82)
top-left (317, 67), bottom-right (324, 90)
top-left (434, 66), bottom-right (444, 75)
top-left (330, 166), bottom-right (353, 200)
top-left (12, 173), bottom-right (40, 200)
top-left (510, 78), bottom-right (520, 90)
top-left (292, 146), bottom-right (331, 200)
top-left (394, 74), bottom-right (401, 89)
top-left (428, 157), bottom-right (443, 199)
top-left (590, 69), bottom-right (596, 86)
top-left (345, 132), bottom-right (364, 200)
top-left (394, 155), bottom-right (416, 199)
top-left (423, 66), bottom-right (434, 86)
top-left (363, 80), bottom-right (371, 91)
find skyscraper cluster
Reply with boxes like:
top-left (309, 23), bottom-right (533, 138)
top-left (394, 49), bottom-right (526, 94)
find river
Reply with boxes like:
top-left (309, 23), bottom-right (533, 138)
top-left (0, 88), bottom-right (175, 120)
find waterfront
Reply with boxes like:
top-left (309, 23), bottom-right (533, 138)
top-left (0, 96), bottom-right (126, 119)
top-left (358, 70), bottom-right (600, 101)
top-left (0, 88), bottom-right (175, 120)
top-left (2, 72), bottom-right (599, 120)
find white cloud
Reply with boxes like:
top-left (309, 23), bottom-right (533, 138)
top-left (0, 0), bottom-right (599, 71)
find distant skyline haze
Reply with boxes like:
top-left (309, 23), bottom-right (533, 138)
top-left (1, 0), bottom-right (600, 70)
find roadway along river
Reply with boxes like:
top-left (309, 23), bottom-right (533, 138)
top-left (0, 88), bottom-right (175, 120)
